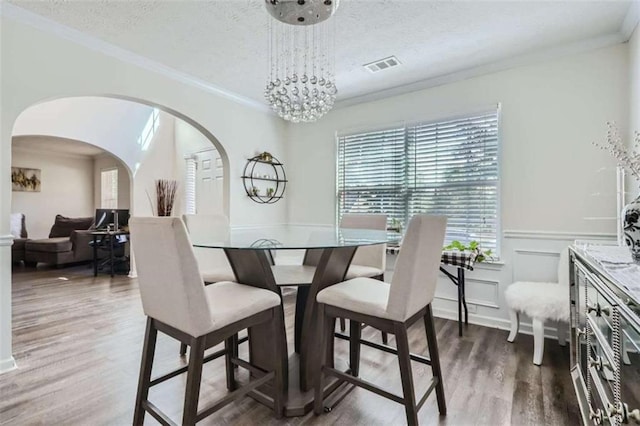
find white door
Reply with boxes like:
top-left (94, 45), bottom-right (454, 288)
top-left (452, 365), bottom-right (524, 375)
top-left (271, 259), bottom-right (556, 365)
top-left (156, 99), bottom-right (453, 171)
top-left (195, 149), bottom-right (224, 214)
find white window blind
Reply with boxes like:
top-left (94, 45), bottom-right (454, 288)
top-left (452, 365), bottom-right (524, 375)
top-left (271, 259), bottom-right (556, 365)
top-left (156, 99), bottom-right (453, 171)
top-left (337, 109), bottom-right (499, 251)
top-left (101, 168), bottom-right (118, 209)
top-left (337, 127), bottom-right (407, 224)
top-left (185, 157), bottom-right (197, 214)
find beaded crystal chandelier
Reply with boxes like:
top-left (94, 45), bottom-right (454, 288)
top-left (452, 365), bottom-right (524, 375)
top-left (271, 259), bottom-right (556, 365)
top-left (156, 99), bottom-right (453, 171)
top-left (264, 0), bottom-right (339, 123)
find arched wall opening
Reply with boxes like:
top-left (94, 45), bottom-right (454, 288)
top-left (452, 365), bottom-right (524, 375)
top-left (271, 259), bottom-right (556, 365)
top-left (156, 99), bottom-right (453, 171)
top-left (11, 96), bottom-right (231, 219)
top-left (2, 94), bottom-right (237, 372)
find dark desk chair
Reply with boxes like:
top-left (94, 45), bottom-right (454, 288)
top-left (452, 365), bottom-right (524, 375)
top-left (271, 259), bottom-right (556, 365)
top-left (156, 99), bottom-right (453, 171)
top-left (91, 232), bottom-right (129, 276)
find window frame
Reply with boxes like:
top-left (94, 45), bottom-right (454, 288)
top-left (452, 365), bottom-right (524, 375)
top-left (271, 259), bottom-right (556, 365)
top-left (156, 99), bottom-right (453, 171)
top-left (100, 167), bottom-right (119, 209)
top-left (335, 105), bottom-right (502, 256)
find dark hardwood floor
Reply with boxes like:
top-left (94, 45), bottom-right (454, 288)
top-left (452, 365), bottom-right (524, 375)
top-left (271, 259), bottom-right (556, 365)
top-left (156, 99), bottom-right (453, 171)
top-left (1, 264), bottom-right (579, 425)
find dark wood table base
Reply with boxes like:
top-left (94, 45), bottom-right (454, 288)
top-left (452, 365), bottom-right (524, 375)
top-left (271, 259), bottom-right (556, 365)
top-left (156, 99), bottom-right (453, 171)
top-left (223, 246), bottom-right (358, 416)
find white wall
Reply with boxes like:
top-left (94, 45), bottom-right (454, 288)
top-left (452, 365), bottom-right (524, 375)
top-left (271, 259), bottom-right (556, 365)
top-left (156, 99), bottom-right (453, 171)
top-left (0, 16), bottom-right (287, 372)
top-left (287, 44), bottom-right (628, 334)
top-left (94, 153), bottom-right (131, 210)
top-left (133, 111), bottom-right (178, 216)
top-left (12, 144), bottom-right (95, 239)
top-left (631, 26), bottom-right (640, 140)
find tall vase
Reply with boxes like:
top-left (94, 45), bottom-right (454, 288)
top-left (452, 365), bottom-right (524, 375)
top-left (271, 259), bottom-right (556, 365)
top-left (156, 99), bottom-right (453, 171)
top-left (623, 194), bottom-right (640, 260)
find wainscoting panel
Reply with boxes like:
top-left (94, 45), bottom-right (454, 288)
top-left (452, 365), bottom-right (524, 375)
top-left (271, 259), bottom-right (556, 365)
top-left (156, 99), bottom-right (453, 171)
top-left (512, 249), bottom-right (560, 283)
top-left (386, 230), bottom-right (617, 339)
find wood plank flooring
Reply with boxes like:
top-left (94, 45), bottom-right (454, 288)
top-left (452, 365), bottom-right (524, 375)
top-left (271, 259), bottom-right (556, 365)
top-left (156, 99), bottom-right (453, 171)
top-left (1, 264), bottom-right (580, 425)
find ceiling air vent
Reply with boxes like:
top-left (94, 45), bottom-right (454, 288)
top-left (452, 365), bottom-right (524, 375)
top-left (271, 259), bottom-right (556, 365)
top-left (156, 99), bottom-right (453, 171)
top-left (364, 56), bottom-right (401, 73)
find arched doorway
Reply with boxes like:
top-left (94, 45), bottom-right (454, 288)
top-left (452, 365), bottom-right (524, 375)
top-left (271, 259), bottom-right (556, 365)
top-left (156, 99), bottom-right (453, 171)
top-left (2, 95), bottom-right (230, 372)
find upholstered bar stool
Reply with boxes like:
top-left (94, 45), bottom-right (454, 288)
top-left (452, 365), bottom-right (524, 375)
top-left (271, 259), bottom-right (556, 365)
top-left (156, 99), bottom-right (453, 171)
top-left (339, 214), bottom-right (389, 343)
top-left (314, 215), bottom-right (447, 425)
top-left (180, 214), bottom-right (237, 356)
top-left (130, 217), bottom-right (286, 425)
top-left (183, 213), bottom-right (236, 284)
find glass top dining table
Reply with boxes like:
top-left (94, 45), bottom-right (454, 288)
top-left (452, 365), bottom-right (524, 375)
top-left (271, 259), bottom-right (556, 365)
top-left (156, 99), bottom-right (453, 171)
top-left (191, 224), bottom-right (396, 250)
top-left (190, 224), bottom-right (397, 417)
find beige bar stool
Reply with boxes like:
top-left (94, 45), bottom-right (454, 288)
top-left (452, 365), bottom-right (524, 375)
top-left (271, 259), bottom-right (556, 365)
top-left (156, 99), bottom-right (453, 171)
top-left (130, 217), bottom-right (287, 425)
top-left (339, 213), bottom-right (388, 343)
top-left (314, 215), bottom-right (447, 426)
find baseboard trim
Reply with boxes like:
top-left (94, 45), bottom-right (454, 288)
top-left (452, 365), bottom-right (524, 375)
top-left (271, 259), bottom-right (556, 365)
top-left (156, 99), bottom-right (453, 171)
top-left (431, 306), bottom-right (563, 340)
top-left (0, 356), bottom-right (17, 374)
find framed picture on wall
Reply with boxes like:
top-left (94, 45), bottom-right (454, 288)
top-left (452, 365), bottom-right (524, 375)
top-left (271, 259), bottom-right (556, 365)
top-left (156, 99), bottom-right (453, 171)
top-left (11, 167), bottom-right (41, 192)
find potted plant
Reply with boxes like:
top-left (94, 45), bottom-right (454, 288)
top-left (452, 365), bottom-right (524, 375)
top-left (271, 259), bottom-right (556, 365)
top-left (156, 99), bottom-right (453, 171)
top-left (443, 240), bottom-right (493, 263)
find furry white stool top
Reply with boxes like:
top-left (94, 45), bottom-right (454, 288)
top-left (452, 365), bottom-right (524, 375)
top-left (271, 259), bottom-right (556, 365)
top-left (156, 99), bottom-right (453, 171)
top-left (504, 278), bottom-right (570, 365)
top-left (504, 282), bottom-right (569, 323)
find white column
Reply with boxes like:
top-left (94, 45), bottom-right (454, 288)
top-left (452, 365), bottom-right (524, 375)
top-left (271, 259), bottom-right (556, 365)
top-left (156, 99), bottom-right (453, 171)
top-left (0, 124), bottom-right (16, 373)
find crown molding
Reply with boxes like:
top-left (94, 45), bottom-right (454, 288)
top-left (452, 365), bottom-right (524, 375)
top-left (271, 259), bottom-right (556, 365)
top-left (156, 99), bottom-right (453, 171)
top-left (0, 3), bottom-right (273, 115)
top-left (622, 0), bottom-right (640, 40)
top-left (335, 32), bottom-right (626, 109)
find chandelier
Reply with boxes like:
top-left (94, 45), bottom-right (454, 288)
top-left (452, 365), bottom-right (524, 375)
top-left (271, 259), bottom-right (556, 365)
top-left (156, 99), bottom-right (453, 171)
top-left (264, 0), bottom-right (339, 123)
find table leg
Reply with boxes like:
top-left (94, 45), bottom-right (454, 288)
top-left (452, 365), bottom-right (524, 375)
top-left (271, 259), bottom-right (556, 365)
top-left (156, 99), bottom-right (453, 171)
top-left (294, 286), bottom-right (309, 354)
top-left (223, 247), bottom-right (356, 415)
top-left (93, 235), bottom-right (98, 277)
top-left (110, 235), bottom-right (114, 278)
top-left (459, 268), bottom-right (468, 326)
top-left (457, 272), bottom-right (463, 337)
top-left (300, 246), bottom-right (357, 392)
top-left (223, 249), bottom-right (288, 390)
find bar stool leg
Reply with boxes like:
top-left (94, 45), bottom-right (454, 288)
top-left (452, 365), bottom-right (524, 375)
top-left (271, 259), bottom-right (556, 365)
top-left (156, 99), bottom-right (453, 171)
top-left (395, 323), bottom-right (418, 426)
top-left (272, 307), bottom-right (287, 418)
top-left (179, 342), bottom-right (187, 356)
top-left (133, 318), bottom-right (158, 426)
top-left (424, 305), bottom-right (446, 415)
top-left (314, 304), bottom-right (332, 415)
top-left (349, 320), bottom-right (362, 377)
top-left (183, 336), bottom-right (205, 425)
top-left (225, 334), bottom-right (237, 391)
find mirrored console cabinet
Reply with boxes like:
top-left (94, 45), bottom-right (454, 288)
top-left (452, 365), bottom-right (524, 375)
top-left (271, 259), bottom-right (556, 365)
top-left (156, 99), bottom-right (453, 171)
top-left (570, 244), bottom-right (640, 425)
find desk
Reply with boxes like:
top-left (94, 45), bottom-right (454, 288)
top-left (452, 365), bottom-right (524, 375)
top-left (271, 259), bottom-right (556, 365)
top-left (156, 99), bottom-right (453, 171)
top-left (91, 230), bottom-right (130, 277)
top-left (193, 225), bottom-right (391, 417)
top-left (388, 246), bottom-right (476, 337)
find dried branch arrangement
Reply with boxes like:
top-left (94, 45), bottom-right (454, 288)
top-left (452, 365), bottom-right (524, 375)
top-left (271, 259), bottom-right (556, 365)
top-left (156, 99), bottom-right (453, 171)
top-left (593, 122), bottom-right (640, 180)
top-left (155, 179), bottom-right (178, 216)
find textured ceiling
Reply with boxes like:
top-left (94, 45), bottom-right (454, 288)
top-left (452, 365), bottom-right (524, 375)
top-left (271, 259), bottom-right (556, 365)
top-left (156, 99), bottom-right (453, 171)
top-left (7, 1), bottom-right (632, 104)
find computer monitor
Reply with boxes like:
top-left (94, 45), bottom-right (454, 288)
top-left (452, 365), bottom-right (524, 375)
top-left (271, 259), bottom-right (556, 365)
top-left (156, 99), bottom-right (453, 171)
top-left (95, 209), bottom-right (130, 231)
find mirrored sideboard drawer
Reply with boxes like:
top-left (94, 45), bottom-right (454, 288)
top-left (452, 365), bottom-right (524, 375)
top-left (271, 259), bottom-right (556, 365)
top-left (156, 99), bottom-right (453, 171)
top-left (620, 314), bottom-right (640, 423)
top-left (588, 319), bottom-right (617, 410)
top-left (588, 365), bottom-right (617, 425)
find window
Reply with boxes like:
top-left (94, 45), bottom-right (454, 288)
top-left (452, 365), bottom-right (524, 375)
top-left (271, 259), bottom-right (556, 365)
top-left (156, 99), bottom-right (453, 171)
top-left (101, 168), bottom-right (118, 209)
top-left (184, 156), bottom-right (197, 214)
top-left (337, 109), bottom-right (500, 252)
top-left (137, 108), bottom-right (160, 151)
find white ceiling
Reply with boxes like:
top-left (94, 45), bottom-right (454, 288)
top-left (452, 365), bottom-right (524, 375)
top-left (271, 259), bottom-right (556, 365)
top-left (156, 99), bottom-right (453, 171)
top-left (7, 1), bottom-right (634, 105)
top-left (12, 135), bottom-right (107, 157)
